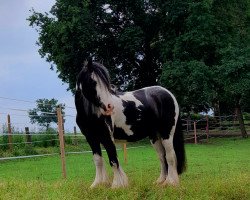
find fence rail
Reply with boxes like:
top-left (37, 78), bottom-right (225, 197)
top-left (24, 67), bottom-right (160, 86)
top-left (0, 96), bottom-right (249, 180)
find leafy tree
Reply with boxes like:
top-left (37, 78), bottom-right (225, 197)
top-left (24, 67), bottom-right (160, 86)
top-left (213, 0), bottom-right (250, 138)
top-left (28, 0), bottom-right (190, 91)
top-left (28, 0), bottom-right (249, 137)
top-left (211, 1), bottom-right (248, 137)
top-left (28, 99), bottom-right (65, 130)
top-left (160, 1), bottom-right (218, 113)
top-left (216, 47), bottom-right (250, 138)
top-left (160, 0), bottom-right (249, 137)
top-left (160, 60), bottom-right (213, 113)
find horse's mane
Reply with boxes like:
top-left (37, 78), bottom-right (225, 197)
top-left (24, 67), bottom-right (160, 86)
top-left (92, 62), bottom-right (111, 89)
top-left (91, 62), bottom-right (118, 95)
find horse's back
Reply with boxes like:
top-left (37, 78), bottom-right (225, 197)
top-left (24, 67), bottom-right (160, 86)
top-left (133, 86), bottom-right (177, 139)
top-left (133, 86), bottom-right (177, 113)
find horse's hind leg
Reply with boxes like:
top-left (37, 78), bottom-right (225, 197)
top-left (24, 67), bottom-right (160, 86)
top-left (162, 135), bottom-right (179, 186)
top-left (101, 138), bottom-right (128, 188)
top-left (150, 139), bottom-right (168, 184)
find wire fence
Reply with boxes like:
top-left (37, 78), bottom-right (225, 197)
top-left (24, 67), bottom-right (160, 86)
top-left (182, 115), bottom-right (250, 143)
top-left (0, 95), bottom-right (249, 180)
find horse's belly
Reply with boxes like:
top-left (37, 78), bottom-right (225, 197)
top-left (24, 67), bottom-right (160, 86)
top-left (113, 127), bottom-right (146, 142)
top-left (113, 119), bottom-right (149, 142)
top-left (114, 121), bottom-right (134, 135)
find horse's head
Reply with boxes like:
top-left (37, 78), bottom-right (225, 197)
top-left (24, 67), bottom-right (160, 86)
top-left (76, 58), bottom-right (114, 115)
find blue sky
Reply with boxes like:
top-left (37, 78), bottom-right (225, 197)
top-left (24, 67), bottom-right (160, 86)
top-left (0, 0), bottom-right (77, 132)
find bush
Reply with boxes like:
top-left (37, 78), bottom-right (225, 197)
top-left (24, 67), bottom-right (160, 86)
top-left (24, 145), bottom-right (38, 155)
top-left (0, 135), bottom-right (9, 151)
top-left (32, 128), bottom-right (58, 148)
top-left (243, 113), bottom-right (250, 120)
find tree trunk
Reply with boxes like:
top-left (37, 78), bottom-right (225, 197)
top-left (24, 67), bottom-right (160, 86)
top-left (235, 105), bottom-right (248, 138)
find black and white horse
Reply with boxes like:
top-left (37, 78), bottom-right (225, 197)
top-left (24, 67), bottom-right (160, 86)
top-left (75, 59), bottom-right (186, 188)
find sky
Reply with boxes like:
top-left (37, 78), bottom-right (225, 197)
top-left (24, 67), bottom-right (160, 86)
top-left (0, 0), bottom-right (77, 133)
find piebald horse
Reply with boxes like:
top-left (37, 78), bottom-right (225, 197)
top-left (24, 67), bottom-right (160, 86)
top-left (75, 59), bottom-right (186, 188)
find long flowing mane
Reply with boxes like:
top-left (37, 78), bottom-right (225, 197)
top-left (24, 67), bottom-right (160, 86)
top-left (90, 62), bottom-right (112, 92)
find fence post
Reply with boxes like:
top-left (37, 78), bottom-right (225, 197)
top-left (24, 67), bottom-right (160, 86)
top-left (7, 114), bottom-right (13, 150)
top-left (194, 121), bottom-right (197, 144)
top-left (25, 127), bottom-right (32, 145)
top-left (73, 126), bottom-right (78, 145)
top-left (206, 115), bottom-right (209, 142)
top-left (123, 143), bottom-right (127, 164)
top-left (57, 107), bottom-right (67, 179)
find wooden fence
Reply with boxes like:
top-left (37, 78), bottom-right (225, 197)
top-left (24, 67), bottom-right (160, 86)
top-left (1, 108), bottom-right (249, 179)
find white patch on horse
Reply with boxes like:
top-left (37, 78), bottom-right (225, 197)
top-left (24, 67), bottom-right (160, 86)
top-left (91, 72), bottom-right (112, 108)
top-left (91, 154), bottom-right (109, 188)
top-left (120, 92), bottom-right (143, 107)
top-left (110, 93), bottom-right (143, 136)
top-left (162, 135), bottom-right (179, 186)
top-left (79, 83), bottom-right (83, 90)
top-left (104, 119), bottom-right (115, 142)
top-left (151, 140), bottom-right (167, 184)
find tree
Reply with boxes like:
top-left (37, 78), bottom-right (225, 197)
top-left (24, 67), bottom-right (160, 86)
top-left (160, 60), bottom-right (213, 113)
top-left (217, 47), bottom-right (249, 138)
top-left (160, 0), bottom-right (249, 137)
top-left (28, 0), bottom-right (190, 91)
top-left (160, 1), bottom-right (218, 113)
top-left (28, 0), bottom-right (249, 137)
top-left (213, 0), bottom-right (250, 138)
top-left (28, 99), bottom-right (65, 130)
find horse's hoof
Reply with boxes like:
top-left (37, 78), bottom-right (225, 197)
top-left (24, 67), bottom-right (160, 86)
top-left (111, 183), bottom-right (128, 189)
top-left (90, 182), bottom-right (110, 189)
top-left (111, 178), bottom-right (129, 188)
top-left (90, 182), bottom-right (98, 188)
top-left (162, 178), bottom-right (179, 187)
top-left (154, 177), bottom-right (166, 185)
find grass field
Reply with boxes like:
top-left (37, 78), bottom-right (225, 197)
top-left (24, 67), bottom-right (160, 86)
top-left (0, 137), bottom-right (249, 199)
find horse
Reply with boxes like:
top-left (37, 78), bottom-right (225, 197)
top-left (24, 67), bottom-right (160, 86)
top-left (75, 59), bottom-right (186, 188)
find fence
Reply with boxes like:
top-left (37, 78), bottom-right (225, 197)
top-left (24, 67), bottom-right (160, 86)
top-left (0, 97), bottom-right (130, 180)
top-left (0, 96), bottom-right (249, 180)
top-left (182, 115), bottom-right (250, 144)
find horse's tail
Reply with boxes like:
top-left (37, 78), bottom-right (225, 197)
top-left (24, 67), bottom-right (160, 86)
top-left (173, 117), bottom-right (187, 174)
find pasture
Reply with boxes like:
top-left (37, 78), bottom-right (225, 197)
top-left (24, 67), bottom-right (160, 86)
top-left (0, 137), bottom-right (249, 199)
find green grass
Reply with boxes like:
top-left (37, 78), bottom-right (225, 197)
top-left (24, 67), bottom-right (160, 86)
top-left (0, 138), bottom-right (249, 199)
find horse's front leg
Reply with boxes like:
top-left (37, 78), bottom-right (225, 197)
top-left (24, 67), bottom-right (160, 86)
top-left (86, 137), bottom-right (109, 188)
top-left (101, 138), bottom-right (128, 188)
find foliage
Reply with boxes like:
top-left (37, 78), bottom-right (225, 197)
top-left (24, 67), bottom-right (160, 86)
top-left (28, 0), bottom-right (250, 116)
top-left (28, 99), bottom-right (65, 130)
top-left (160, 60), bottom-right (213, 113)
top-left (28, 0), bottom-right (192, 90)
top-left (0, 128), bottom-right (59, 156)
top-left (160, 0), bottom-right (250, 114)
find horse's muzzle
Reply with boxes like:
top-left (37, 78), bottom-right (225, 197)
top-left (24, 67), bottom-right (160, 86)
top-left (101, 103), bottom-right (114, 116)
